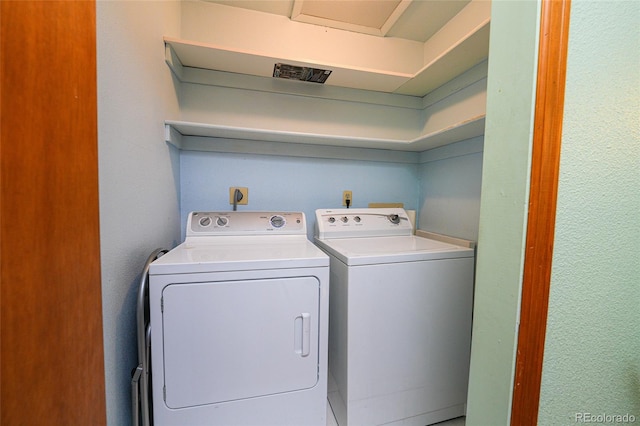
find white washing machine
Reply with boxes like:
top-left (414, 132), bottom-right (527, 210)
top-left (314, 208), bottom-right (475, 426)
top-left (149, 211), bottom-right (329, 426)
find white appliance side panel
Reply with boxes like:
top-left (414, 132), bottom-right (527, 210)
top-left (346, 258), bottom-right (474, 425)
top-left (161, 277), bottom-right (320, 409)
top-left (327, 257), bottom-right (350, 426)
top-left (328, 258), bottom-right (349, 391)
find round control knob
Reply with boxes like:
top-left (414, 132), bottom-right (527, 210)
top-left (270, 215), bottom-right (286, 228)
top-left (199, 216), bottom-right (212, 227)
top-left (216, 216), bottom-right (229, 227)
top-left (388, 214), bottom-right (400, 224)
top-left (354, 216), bottom-right (361, 223)
top-left (341, 216), bottom-right (349, 223)
top-left (328, 217), bottom-right (336, 224)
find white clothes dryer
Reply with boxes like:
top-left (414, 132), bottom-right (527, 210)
top-left (314, 208), bottom-right (475, 426)
top-left (149, 211), bottom-right (329, 426)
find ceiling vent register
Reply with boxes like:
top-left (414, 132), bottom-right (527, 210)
top-left (273, 63), bottom-right (332, 84)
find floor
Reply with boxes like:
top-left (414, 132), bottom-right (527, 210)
top-left (326, 403), bottom-right (465, 426)
top-left (325, 372), bottom-right (466, 426)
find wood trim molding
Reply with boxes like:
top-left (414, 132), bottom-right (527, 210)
top-left (511, 0), bottom-right (572, 424)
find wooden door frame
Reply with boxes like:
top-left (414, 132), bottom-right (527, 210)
top-left (1, 1), bottom-right (106, 424)
top-left (511, 0), bottom-right (572, 423)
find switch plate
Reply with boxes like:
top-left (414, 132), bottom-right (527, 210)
top-left (229, 187), bottom-right (249, 205)
top-left (342, 190), bottom-right (352, 206)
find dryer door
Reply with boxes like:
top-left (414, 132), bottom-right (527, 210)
top-left (161, 276), bottom-right (320, 409)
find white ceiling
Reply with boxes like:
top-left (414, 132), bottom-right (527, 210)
top-left (204, 0), bottom-right (470, 42)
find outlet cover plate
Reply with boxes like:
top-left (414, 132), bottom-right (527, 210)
top-left (229, 187), bottom-right (249, 205)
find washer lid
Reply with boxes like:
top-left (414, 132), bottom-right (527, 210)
top-left (150, 236), bottom-right (329, 275)
top-left (314, 235), bottom-right (473, 265)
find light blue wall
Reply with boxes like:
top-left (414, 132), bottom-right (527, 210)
top-left (418, 137), bottom-right (484, 242)
top-left (97, 2), bottom-right (181, 425)
top-left (538, 0), bottom-right (640, 423)
top-left (180, 150), bottom-right (419, 239)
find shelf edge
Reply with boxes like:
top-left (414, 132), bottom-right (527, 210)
top-left (164, 116), bottom-right (485, 161)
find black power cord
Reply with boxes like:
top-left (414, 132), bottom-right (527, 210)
top-left (233, 188), bottom-right (243, 211)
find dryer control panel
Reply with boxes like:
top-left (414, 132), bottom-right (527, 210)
top-left (187, 211), bottom-right (306, 237)
top-left (315, 208), bottom-right (413, 239)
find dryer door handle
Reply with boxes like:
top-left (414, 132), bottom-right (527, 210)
top-left (295, 313), bottom-right (311, 357)
top-left (301, 313), bottom-right (311, 357)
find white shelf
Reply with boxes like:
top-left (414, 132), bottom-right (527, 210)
top-left (165, 116), bottom-right (485, 162)
top-left (163, 2), bottom-right (489, 156)
top-left (164, 21), bottom-right (489, 99)
top-left (395, 24), bottom-right (491, 96)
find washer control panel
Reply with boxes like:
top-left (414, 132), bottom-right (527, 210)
top-left (187, 211), bottom-right (305, 237)
top-left (315, 208), bottom-right (413, 239)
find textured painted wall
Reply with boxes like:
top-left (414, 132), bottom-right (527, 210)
top-left (96, 2), bottom-right (181, 424)
top-left (538, 1), bottom-right (640, 423)
top-left (180, 151), bottom-right (419, 239)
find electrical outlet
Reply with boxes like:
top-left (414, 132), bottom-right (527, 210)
top-left (342, 190), bottom-right (352, 206)
top-left (229, 187), bottom-right (249, 205)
